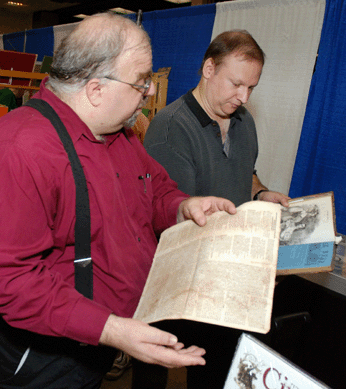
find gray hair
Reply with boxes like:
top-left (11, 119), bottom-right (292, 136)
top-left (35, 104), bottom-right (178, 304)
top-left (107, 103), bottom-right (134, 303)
top-left (47, 12), bottom-right (150, 95)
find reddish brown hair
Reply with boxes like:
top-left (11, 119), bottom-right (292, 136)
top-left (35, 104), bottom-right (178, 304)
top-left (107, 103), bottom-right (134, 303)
top-left (200, 30), bottom-right (265, 73)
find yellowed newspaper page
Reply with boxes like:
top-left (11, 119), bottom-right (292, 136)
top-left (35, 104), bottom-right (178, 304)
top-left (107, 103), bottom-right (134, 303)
top-left (134, 201), bottom-right (281, 334)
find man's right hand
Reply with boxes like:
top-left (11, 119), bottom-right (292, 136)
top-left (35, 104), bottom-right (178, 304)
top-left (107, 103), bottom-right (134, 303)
top-left (99, 314), bottom-right (206, 368)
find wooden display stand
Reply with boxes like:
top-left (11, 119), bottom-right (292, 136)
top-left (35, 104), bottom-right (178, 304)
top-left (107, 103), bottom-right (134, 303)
top-left (0, 69), bottom-right (47, 92)
top-left (0, 104), bottom-right (8, 117)
top-left (131, 112), bottom-right (150, 144)
top-left (143, 67), bottom-right (170, 122)
top-left (0, 50), bottom-right (39, 91)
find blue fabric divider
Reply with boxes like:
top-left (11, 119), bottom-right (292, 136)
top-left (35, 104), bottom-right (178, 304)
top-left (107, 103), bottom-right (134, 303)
top-left (289, 0), bottom-right (346, 234)
top-left (25, 26), bottom-right (54, 62)
top-left (2, 27), bottom-right (54, 62)
top-left (3, 6), bottom-right (215, 104)
top-left (3, 31), bottom-right (25, 52)
top-left (133, 4), bottom-right (216, 105)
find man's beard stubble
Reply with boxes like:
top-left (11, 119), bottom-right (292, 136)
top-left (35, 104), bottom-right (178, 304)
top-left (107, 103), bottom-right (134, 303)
top-left (124, 96), bottom-right (149, 128)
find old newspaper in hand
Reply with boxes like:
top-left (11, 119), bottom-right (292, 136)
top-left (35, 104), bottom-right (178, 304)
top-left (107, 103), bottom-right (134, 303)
top-left (134, 201), bottom-right (281, 334)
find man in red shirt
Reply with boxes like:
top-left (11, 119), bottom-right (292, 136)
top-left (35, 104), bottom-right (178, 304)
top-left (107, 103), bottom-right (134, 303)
top-left (0, 12), bottom-right (236, 389)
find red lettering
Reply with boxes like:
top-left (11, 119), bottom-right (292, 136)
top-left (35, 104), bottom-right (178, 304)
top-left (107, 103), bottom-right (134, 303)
top-left (263, 367), bottom-right (281, 389)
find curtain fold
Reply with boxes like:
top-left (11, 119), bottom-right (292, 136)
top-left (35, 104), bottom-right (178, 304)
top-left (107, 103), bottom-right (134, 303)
top-left (289, 0), bottom-right (346, 234)
top-left (212, 0), bottom-right (325, 195)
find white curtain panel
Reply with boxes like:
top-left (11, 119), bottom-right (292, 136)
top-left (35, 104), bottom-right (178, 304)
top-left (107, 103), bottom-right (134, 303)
top-left (212, 0), bottom-right (325, 195)
top-left (0, 36), bottom-right (4, 51)
top-left (53, 22), bottom-right (80, 53)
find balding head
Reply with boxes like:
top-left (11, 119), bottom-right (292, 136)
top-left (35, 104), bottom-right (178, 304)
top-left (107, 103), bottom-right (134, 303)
top-left (47, 12), bottom-right (150, 95)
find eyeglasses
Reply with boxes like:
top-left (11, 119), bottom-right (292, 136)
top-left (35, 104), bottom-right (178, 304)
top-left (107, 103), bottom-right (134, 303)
top-left (104, 75), bottom-right (152, 96)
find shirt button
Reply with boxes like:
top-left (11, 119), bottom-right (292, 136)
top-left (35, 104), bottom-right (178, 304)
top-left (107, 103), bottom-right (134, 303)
top-left (138, 237), bottom-right (141, 242)
top-left (217, 133), bottom-right (221, 137)
top-left (116, 173), bottom-right (119, 178)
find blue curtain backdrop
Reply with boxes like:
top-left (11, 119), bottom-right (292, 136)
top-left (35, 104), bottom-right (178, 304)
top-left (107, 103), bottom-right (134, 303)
top-left (134, 4), bottom-right (216, 105)
top-left (3, 31), bottom-right (25, 52)
top-left (289, 0), bottom-right (346, 234)
top-left (25, 27), bottom-right (54, 62)
top-left (3, 27), bottom-right (53, 61)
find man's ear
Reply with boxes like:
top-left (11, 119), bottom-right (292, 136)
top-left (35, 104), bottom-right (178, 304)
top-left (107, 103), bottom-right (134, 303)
top-left (85, 79), bottom-right (104, 106)
top-left (202, 58), bottom-right (216, 79)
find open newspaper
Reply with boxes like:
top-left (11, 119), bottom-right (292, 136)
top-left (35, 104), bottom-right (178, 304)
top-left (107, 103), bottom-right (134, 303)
top-left (134, 201), bottom-right (281, 334)
top-left (277, 192), bottom-right (338, 274)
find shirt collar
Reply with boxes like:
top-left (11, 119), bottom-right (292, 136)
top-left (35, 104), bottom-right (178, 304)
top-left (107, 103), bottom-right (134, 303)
top-left (183, 88), bottom-right (242, 128)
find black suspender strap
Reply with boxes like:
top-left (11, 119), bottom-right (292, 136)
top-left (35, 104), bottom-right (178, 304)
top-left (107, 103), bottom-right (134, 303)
top-left (25, 99), bottom-right (93, 300)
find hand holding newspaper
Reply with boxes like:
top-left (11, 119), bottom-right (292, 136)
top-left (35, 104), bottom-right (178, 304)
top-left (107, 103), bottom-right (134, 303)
top-left (134, 201), bottom-right (282, 334)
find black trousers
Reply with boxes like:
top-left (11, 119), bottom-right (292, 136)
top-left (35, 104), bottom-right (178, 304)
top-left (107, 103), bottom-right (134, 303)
top-left (132, 320), bottom-right (243, 389)
top-left (0, 319), bottom-right (116, 389)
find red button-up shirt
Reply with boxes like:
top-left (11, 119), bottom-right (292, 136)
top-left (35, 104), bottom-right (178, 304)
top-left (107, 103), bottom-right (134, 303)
top-left (0, 80), bottom-right (188, 345)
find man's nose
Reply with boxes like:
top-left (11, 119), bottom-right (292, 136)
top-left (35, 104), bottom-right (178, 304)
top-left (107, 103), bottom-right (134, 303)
top-left (146, 80), bottom-right (156, 97)
top-left (237, 86), bottom-right (251, 104)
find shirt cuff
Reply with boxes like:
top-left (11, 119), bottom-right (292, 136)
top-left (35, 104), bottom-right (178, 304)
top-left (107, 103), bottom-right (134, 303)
top-left (64, 297), bottom-right (112, 346)
top-left (253, 189), bottom-right (269, 200)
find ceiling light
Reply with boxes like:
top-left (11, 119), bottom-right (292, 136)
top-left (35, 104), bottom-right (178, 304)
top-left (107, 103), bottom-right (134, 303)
top-left (164, 0), bottom-right (191, 3)
top-left (109, 8), bottom-right (136, 15)
top-left (74, 14), bottom-right (88, 19)
top-left (6, 1), bottom-right (26, 6)
top-left (74, 7), bottom-right (136, 19)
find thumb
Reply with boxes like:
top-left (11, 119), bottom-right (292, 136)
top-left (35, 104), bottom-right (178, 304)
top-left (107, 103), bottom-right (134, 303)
top-left (150, 327), bottom-right (178, 347)
top-left (140, 323), bottom-right (179, 347)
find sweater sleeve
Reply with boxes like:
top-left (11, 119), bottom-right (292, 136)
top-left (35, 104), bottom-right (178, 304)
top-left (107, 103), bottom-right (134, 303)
top-left (144, 113), bottom-right (198, 197)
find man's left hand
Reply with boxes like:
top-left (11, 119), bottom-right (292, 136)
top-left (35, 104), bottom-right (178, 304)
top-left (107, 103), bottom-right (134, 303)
top-left (259, 191), bottom-right (290, 207)
top-left (177, 196), bottom-right (237, 227)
